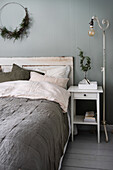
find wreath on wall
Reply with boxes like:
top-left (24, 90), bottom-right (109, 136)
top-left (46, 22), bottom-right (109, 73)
top-left (0, 2), bottom-right (31, 40)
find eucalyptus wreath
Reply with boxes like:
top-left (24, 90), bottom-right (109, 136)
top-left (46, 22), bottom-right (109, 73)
top-left (0, 2), bottom-right (31, 40)
top-left (78, 48), bottom-right (91, 73)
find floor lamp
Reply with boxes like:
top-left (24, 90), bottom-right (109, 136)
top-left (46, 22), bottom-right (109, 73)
top-left (88, 16), bottom-right (109, 142)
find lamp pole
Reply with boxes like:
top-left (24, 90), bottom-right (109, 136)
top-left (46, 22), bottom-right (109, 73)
top-left (90, 16), bottom-right (109, 142)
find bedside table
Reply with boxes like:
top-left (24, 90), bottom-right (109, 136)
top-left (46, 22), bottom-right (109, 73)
top-left (68, 86), bottom-right (103, 143)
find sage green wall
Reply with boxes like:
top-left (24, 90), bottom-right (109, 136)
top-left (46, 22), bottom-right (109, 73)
top-left (0, 0), bottom-right (113, 124)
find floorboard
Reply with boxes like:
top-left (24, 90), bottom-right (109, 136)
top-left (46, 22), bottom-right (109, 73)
top-left (61, 130), bottom-right (113, 170)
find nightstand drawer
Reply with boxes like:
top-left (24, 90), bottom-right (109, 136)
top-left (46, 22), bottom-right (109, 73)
top-left (73, 92), bottom-right (97, 99)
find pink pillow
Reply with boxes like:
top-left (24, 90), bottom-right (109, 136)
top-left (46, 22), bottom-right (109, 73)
top-left (30, 72), bottom-right (69, 88)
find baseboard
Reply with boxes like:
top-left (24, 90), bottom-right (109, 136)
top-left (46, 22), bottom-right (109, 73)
top-left (76, 124), bottom-right (113, 132)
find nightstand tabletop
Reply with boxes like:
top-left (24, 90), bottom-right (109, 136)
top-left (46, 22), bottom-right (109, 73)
top-left (68, 86), bottom-right (103, 93)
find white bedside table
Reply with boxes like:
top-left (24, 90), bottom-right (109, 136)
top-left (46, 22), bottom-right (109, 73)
top-left (68, 86), bottom-right (103, 143)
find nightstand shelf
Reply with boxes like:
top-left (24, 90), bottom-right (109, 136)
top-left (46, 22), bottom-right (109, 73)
top-left (68, 86), bottom-right (103, 143)
top-left (73, 115), bottom-right (97, 125)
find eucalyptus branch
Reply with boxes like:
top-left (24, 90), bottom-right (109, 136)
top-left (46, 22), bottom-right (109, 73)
top-left (78, 48), bottom-right (91, 72)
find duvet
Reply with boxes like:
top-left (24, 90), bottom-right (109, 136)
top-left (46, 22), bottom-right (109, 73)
top-left (0, 81), bottom-right (70, 170)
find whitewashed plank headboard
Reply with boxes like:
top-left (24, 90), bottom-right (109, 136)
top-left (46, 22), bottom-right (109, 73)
top-left (0, 57), bottom-right (73, 86)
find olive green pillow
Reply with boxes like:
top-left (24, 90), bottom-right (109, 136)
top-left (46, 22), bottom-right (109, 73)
top-left (0, 64), bottom-right (44, 83)
top-left (0, 71), bottom-right (14, 83)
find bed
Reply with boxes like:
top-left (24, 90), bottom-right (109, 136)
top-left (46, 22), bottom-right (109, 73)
top-left (0, 57), bottom-right (73, 170)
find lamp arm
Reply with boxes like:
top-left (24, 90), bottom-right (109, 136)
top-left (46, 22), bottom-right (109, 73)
top-left (92, 16), bottom-right (109, 31)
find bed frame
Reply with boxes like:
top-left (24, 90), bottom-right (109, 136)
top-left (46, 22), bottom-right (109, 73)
top-left (0, 56), bottom-right (73, 86)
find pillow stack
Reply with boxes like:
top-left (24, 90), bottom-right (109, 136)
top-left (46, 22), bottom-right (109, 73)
top-left (0, 64), bottom-right (44, 83)
top-left (30, 66), bottom-right (70, 88)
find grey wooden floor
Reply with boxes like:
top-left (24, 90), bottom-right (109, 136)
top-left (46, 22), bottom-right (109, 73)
top-left (61, 130), bottom-right (113, 170)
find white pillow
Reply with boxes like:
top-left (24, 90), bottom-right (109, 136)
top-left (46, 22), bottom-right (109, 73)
top-left (30, 72), bottom-right (69, 88)
top-left (45, 66), bottom-right (70, 78)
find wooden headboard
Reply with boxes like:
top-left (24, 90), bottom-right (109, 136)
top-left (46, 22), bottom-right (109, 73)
top-left (0, 57), bottom-right (73, 86)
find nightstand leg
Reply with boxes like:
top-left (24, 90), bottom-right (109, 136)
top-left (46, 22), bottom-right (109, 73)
top-left (71, 93), bottom-right (74, 141)
top-left (97, 93), bottom-right (100, 143)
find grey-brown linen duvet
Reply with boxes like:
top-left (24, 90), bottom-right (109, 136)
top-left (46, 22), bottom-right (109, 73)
top-left (0, 97), bottom-right (69, 170)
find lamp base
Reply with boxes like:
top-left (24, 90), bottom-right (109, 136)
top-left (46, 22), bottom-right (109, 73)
top-left (102, 121), bottom-right (108, 142)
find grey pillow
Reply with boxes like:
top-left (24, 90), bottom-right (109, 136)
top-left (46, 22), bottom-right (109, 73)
top-left (0, 64), bottom-right (44, 83)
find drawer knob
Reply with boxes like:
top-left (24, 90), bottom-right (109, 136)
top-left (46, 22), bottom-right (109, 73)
top-left (84, 94), bottom-right (86, 96)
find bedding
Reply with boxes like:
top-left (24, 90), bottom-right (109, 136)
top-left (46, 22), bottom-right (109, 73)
top-left (0, 80), bottom-right (70, 170)
top-left (45, 66), bottom-right (70, 78)
top-left (0, 81), bottom-right (70, 112)
top-left (0, 64), bottom-right (44, 83)
top-left (30, 72), bottom-right (69, 89)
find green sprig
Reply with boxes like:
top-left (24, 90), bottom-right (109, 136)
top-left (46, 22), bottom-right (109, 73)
top-left (78, 48), bottom-right (91, 72)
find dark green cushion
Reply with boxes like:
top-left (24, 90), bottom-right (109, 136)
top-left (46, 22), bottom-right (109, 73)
top-left (11, 64), bottom-right (30, 80)
top-left (0, 64), bottom-right (44, 83)
top-left (0, 72), bottom-right (14, 83)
